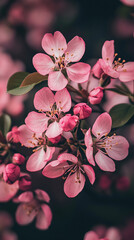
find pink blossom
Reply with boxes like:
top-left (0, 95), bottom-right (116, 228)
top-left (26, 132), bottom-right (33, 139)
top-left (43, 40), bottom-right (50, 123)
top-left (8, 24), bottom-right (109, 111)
top-left (84, 227), bottom-right (121, 240)
top-left (0, 165), bottom-right (19, 202)
top-left (120, 0), bottom-right (134, 6)
top-left (42, 153), bottom-right (95, 198)
top-left (59, 114), bottom-right (79, 131)
top-left (85, 112), bottom-right (129, 172)
top-left (6, 127), bottom-right (20, 143)
top-left (73, 103), bottom-right (92, 119)
top-left (25, 87), bottom-right (71, 138)
top-left (18, 124), bottom-right (55, 172)
top-left (95, 40), bottom-right (134, 82)
top-left (3, 164), bottom-right (20, 184)
top-left (14, 190), bottom-right (52, 230)
top-left (19, 175), bottom-right (32, 191)
top-left (33, 31), bottom-right (91, 90)
top-left (88, 87), bottom-right (103, 105)
top-left (0, 211), bottom-right (18, 240)
top-left (12, 153), bottom-right (25, 165)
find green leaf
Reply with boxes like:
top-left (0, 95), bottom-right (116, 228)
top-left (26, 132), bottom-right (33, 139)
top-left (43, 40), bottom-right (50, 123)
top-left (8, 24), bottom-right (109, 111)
top-left (20, 72), bottom-right (48, 87)
top-left (0, 114), bottom-right (11, 136)
top-left (109, 103), bottom-right (134, 128)
top-left (7, 72), bottom-right (35, 95)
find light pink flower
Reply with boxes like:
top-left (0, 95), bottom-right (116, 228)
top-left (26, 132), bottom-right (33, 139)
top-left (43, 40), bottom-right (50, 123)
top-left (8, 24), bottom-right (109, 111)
top-left (93, 40), bottom-right (134, 82)
top-left (120, 0), bottom-right (134, 6)
top-left (18, 124), bottom-right (55, 172)
top-left (85, 112), bottom-right (129, 172)
top-left (0, 165), bottom-right (19, 202)
top-left (42, 153), bottom-right (95, 198)
top-left (25, 87), bottom-right (71, 138)
top-left (33, 31), bottom-right (91, 90)
top-left (14, 190), bottom-right (52, 230)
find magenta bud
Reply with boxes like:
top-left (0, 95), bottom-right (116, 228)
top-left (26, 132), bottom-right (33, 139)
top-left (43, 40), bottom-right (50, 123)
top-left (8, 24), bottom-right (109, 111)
top-left (73, 103), bottom-right (92, 120)
top-left (12, 153), bottom-right (25, 165)
top-left (48, 135), bottom-right (62, 144)
top-left (19, 175), bottom-right (32, 191)
top-left (59, 114), bottom-right (79, 132)
top-left (92, 60), bottom-right (103, 78)
top-left (88, 87), bottom-right (103, 104)
top-left (3, 164), bottom-right (20, 184)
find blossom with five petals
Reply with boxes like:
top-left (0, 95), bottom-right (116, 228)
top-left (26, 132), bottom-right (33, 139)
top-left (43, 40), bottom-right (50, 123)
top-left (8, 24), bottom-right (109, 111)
top-left (25, 87), bottom-right (72, 138)
top-left (85, 112), bottom-right (129, 172)
top-left (33, 31), bottom-right (91, 91)
top-left (42, 153), bottom-right (95, 198)
top-left (14, 190), bottom-right (52, 230)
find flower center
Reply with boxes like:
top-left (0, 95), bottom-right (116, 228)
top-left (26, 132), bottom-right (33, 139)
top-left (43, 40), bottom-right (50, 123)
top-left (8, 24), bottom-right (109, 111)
top-left (96, 133), bottom-right (118, 154)
top-left (113, 53), bottom-right (126, 71)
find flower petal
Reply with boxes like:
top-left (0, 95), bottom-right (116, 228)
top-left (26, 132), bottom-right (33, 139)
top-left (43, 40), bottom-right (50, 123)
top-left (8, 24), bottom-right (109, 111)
top-left (82, 165), bottom-right (95, 184)
top-left (34, 87), bottom-right (55, 112)
top-left (25, 111), bottom-right (49, 133)
top-left (42, 160), bottom-right (68, 178)
top-left (55, 88), bottom-right (71, 112)
top-left (14, 192), bottom-right (33, 203)
top-left (102, 40), bottom-right (115, 65)
top-left (95, 151), bottom-right (115, 172)
top-left (48, 71), bottom-right (68, 91)
top-left (58, 153), bottom-right (78, 164)
top-left (92, 112), bottom-right (112, 139)
top-left (118, 62), bottom-right (134, 82)
top-left (45, 122), bottom-right (63, 138)
top-left (65, 36), bottom-right (85, 62)
top-left (85, 146), bottom-right (95, 166)
top-left (85, 128), bottom-right (93, 147)
top-left (32, 53), bottom-right (54, 75)
top-left (99, 59), bottom-right (119, 78)
top-left (0, 181), bottom-right (18, 202)
top-left (36, 204), bottom-right (52, 230)
top-left (18, 125), bottom-right (40, 148)
top-left (67, 62), bottom-right (91, 83)
top-left (26, 148), bottom-right (47, 172)
top-left (64, 171), bottom-right (85, 198)
top-left (84, 231), bottom-right (99, 240)
top-left (16, 203), bottom-right (37, 225)
top-left (35, 189), bottom-right (50, 203)
top-left (42, 31), bottom-right (67, 58)
top-left (105, 136), bottom-right (129, 160)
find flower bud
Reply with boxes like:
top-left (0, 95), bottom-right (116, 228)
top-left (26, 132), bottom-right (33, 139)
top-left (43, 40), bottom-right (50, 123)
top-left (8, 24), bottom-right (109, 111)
top-left (48, 135), bottom-right (62, 144)
top-left (92, 60), bottom-right (103, 78)
top-left (19, 175), bottom-right (32, 191)
top-left (88, 87), bottom-right (103, 104)
top-left (6, 126), bottom-right (19, 143)
top-left (73, 103), bottom-right (92, 120)
top-left (12, 153), bottom-right (25, 165)
top-left (3, 163), bottom-right (20, 184)
top-left (59, 114), bottom-right (79, 132)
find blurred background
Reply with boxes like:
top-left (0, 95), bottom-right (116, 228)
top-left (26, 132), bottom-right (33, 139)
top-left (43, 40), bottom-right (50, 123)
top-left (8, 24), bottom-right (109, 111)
top-left (0, 0), bottom-right (134, 239)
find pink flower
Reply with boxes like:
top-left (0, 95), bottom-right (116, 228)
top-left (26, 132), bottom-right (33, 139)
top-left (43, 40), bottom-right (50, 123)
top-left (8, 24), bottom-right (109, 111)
top-left (3, 164), bottom-right (20, 184)
top-left (25, 87), bottom-right (71, 138)
top-left (84, 227), bottom-right (121, 240)
top-left (120, 0), bottom-right (134, 6)
top-left (33, 31), bottom-right (91, 91)
top-left (19, 175), bottom-right (32, 191)
top-left (0, 165), bottom-right (19, 202)
top-left (12, 153), bottom-right (25, 165)
top-left (14, 190), bottom-right (52, 230)
top-left (73, 103), bottom-right (92, 119)
top-left (18, 124), bottom-right (55, 172)
top-left (42, 153), bottom-right (95, 198)
top-left (96, 40), bottom-right (134, 82)
top-left (59, 114), bottom-right (79, 131)
top-left (0, 211), bottom-right (18, 240)
top-left (88, 87), bottom-right (103, 105)
top-left (85, 113), bottom-right (129, 172)
top-left (6, 126), bottom-right (20, 143)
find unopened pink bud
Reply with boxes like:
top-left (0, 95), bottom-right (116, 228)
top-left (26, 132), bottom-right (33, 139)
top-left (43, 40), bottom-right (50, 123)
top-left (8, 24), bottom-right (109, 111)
top-left (59, 114), bottom-right (79, 132)
top-left (6, 126), bottom-right (19, 143)
top-left (12, 153), bottom-right (25, 165)
top-left (88, 87), bottom-right (103, 104)
top-left (92, 60), bottom-right (103, 78)
top-left (48, 135), bottom-right (62, 144)
top-left (73, 103), bottom-right (92, 119)
top-left (19, 175), bottom-right (32, 191)
top-left (3, 163), bottom-right (20, 184)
